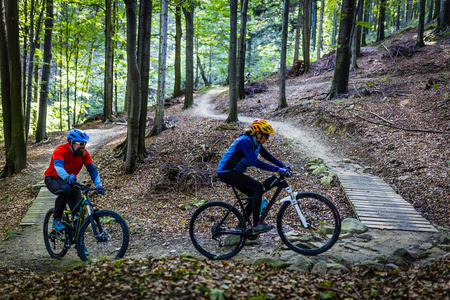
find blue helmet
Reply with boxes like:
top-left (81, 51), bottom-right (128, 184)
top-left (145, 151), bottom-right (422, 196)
top-left (67, 129), bottom-right (90, 143)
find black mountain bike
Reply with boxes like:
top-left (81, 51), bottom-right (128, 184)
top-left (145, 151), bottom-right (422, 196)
top-left (43, 181), bottom-right (129, 262)
top-left (189, 172), bottom-right (341, 259)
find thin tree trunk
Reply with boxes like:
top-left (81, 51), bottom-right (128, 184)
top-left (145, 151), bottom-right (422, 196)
top-left (150, 0), bottom-right (169, 135)
top-left (36, 0), bottom-right (53, 142)
top-left (316, 0), bottom-right (324, 59)
top-left (104, 0), bottom-right (113, 122)
top-left (182, 6), bottom-right (194, 109)
top-left (417, 0), bottom-right (426, 47)
top-left (293, 0), bottom-right (303, 63)
top-left (377, 0), bottom-right (386, 42)
top-left (237, 0), bottom-right (248, 100)
top-left (197, 55), bottom-right (209, 86)
top-left (227, 0), bottom-right (238, 123)
top-left (302, 0), bottom-right (311, 73)
top-left (279, 0), bottom-right (289, 109)
top-left (173, 5), bottom-right (182, 97)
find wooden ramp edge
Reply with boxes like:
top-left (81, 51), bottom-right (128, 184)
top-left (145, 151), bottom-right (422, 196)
top-left (338, 171), bottom-right (438, 232)
top-left (20, 187), bottom-right (56, 226)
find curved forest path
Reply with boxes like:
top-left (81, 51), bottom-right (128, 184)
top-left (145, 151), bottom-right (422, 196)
top-left (192, 86), bottom-right (437, 233)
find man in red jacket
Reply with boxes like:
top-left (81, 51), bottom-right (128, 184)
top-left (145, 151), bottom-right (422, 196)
top-left (44, 129), bottom-right (104, 230)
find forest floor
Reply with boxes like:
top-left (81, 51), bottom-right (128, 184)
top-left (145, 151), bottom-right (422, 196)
top-left (0, 25), bottom-right (449, 299)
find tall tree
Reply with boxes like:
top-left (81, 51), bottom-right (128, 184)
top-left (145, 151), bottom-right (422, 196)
top-left (0, 0), bottom-right (27, 178)
top-left (124, 0), bottom-right (140, 174)
top-left (173, 5), bottom-right (182, 98)
top-left (326, 0), bottom-right (356, 99)
top-left (377, 0), bottom-right (386, 42)
top-left (279, 0), bottom-right (290, 109)
top-left (293, 0), bottom-right (303, 63)
top-left (237, 0), bottom-right (249, 100)
top-left (182, 4), bottom-right (194, 109)
top-left (137, 0), bottom-right (152, 161)
top-left (36, 0), bottom-right (54, 142)
top-left (150, 0), bottom-right (169, 135)
top-left (438, 0), bottom-right (450, 31)
top-left (25, 0), bottom-right (44, 140)
top-left (104, 0), bottom-right (114, 122)
top-left (417, 0), bottom-right (426, 47)
top-left (316, 0), bottom-right (324, 59)
top-left (302, 0), bottom-right (311, 73)
top-left (227, 0), bottom-right (238, 123)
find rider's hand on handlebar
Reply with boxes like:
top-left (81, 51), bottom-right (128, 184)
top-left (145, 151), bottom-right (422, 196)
top-left (96, 186), bottom-right (105, 195)
top-left (65, 174), bottom-right (76, 184)
top-left (278, 167), bottom-right (293, 178)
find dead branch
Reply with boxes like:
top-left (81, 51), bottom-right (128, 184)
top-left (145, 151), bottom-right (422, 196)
top-left (348, 111), bottom-right (450, 134)
top-left (316, 285), bottom-right (362, 300)
top-left (353, 108), bottom-right (394, 125)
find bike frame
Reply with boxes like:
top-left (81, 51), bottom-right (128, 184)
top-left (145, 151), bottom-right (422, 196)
top-left (227, 175), bottom-right (310, 234)
top-left (62, 183), bottom-right (103, 246)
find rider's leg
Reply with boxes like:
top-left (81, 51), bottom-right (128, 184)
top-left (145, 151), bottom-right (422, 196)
top-left (218, 172), bottom-right (263, 226)
top-left (45, 176), bottom-right (79, 219)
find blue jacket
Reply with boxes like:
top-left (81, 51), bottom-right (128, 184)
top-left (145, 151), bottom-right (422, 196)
top-left (217, 134), bottom-right (285, 173)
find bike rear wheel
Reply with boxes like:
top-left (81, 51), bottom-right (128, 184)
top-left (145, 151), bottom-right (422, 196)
top-left (43, 208), bottom-right (70, 258)
top-left (77, 210), bottom-right (129, 262)
top-left (277, 192), bottom-right (341, 255)
top-left (189, 201), bottom-right (246, 259)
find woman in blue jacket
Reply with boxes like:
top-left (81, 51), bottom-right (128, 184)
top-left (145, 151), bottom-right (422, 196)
top-left (217, 119), bottom-right (289, 233)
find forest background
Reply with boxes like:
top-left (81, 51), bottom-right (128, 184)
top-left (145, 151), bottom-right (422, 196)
top-left (1, 0), bottom-right (449, 177)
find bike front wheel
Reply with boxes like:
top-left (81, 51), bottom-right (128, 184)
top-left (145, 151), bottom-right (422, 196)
top-left (77, 210), bottom-right (129, 262)
top-left (277, 192), bottom-right (341, 255)
top-left (189, 201), bottom-right (246, 260)
top-left (43, 208), bottom-right (70, 258)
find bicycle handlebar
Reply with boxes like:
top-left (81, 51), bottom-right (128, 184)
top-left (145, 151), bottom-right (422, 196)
top-left (72, 181), bottom-right (102, 193)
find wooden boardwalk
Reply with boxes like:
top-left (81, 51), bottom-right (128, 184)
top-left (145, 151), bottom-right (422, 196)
top-left (338, 171), bottom-right (437, 232)
top-left (20, 186), bottom-right (55, 226)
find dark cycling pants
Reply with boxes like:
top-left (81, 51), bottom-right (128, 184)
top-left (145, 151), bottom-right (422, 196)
top-left (217, 171), bottom-right (263, 226)
top-left (45, 176), bottom-right (81, 220)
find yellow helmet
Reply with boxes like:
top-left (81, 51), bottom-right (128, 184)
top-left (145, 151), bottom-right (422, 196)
top-left (251, 119), bottom-right (274, 135)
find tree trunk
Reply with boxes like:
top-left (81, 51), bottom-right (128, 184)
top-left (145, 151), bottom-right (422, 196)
top-left (439, 0), bottom-right (450, 30)
top-left (137, 0), bottom-right (152, 162)
top-left (237, 0), bottom-right (248, 100)
top-left (417, 0), bottom-right (426, 47)
top-left (1, 0), bottom-right (27, 178)
top-left (302, 0), bottom-right (311, 73)
top-left (279, 0), bottom-right (289, 109)
top-left (356, 0), bottom-right (363, 57)
top-left (104, 0), bottom-right (113, 122)
top-left (311, 0), bottom-right (317, 51)
top-left (197, 55), bottom-right (209, 86)
top-left (293, 0), bottom-right (303, 63)
top-left (351, 0), bottom-right (361, 70)
top-left (326, 0), bottom-right (356, 100)
top-left (0, 0), bottom-right (12, 155)
top-left (182, 6), bottom-right (194, 109)
top-left (227, 0), bottom-right (238, 123)
top-left (377, 0), bottom-right (386, 42)
top-left (173, 5), bottom-right (182, 97)
top-left (124, 0), bottom-right (140, 174)
top-left (316, 0), bottom-right (324, 60)
top-left (150, 0), bottom-right (169, 136)
top-left (73, 42), bottom-right (79, 127)
top-left (25, 1), bottom-right (44, 140)
top-left (36, 0), bottom-right (53, 142)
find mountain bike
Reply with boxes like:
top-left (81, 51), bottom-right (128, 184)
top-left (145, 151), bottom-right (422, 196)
top-left (43, 181), bottom-right (129, 262)
top-left (189, 171), bottom-right (341, 259)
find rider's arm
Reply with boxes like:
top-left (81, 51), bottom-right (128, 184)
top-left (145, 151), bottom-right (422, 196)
top-left (259, 146), bottom-right (286, 169)
top-left (239, 140), bottom-right (280, 172)
top-left (54, 159), bottom-right (70, 180)
top-left (85, 163), bottom-right (102, 187)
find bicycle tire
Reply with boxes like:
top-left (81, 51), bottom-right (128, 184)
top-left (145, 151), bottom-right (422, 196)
top-left (43, 208), bottom-right (70, 258)
top-left (189, 201), bottom-right (246, 260)
top-left (76, 210), bottom-right (129, 262)
top-left (277, 192), bottom-right (341, 255)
